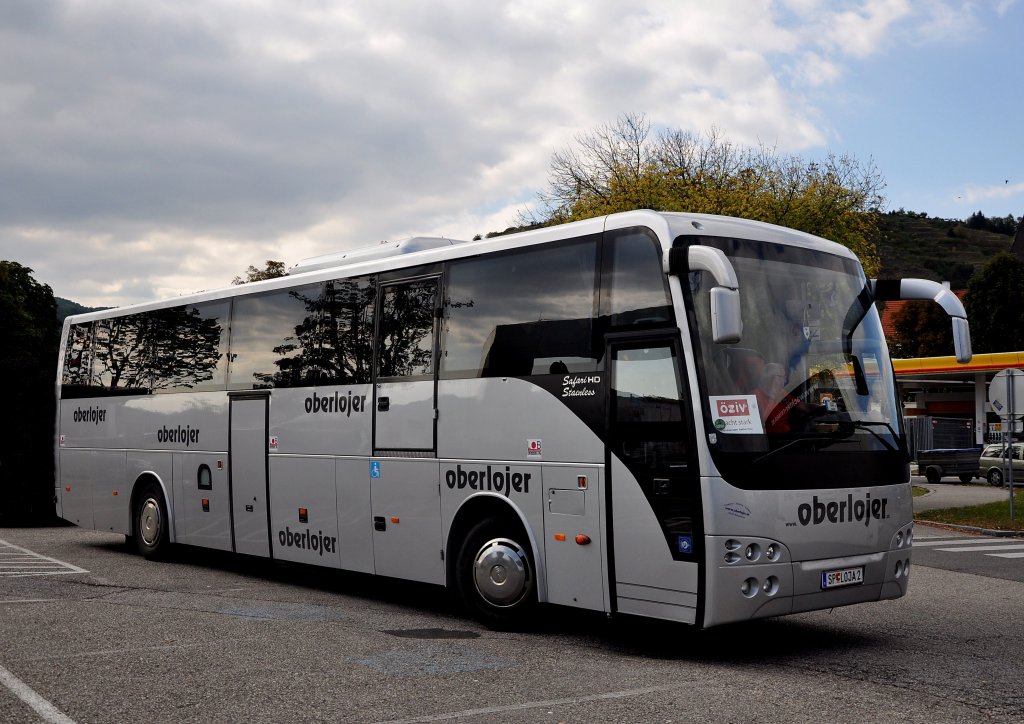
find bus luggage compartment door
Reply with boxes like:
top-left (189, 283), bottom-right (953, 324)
top-left (229, 393), bottom-right (271, 557)
top-left (368, 458), bottom-right (443, 584)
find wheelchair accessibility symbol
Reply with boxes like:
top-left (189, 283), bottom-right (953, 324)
top-left (369, 461), bottom-right (381, 479)
top-left (677, 536), bottom-right (692, 554)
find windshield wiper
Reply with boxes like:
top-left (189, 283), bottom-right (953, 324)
top-left (848, 420), bottom-right (900, 452)
top-left (754, 436), bottom-right (833, 464)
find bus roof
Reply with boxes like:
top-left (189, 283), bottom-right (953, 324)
top-left (63, 210), bottom-right (860, 325)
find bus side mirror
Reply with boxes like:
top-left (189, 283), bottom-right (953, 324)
top-left (669, 246), bottom-right (742, 344)
top-left (871, 278), bottom-right (972, 363)
top-left (952, 317), bottom-right (971, 364)
top-left (709, 288), bottom-right (742, 345)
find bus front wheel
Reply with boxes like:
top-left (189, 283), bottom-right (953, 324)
top-left (134, 483), bottom-right (169, 559)
top-left (455, 517), bottom-right (535, 629)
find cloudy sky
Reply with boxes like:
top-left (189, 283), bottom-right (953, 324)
top-left (2, 0), bottom-right (1021, 307)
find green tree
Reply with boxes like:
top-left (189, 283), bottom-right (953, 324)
top-left (963, 252), bottom-right (1024, 353)
top-left (889, 301), bottom-right (954, 358)
top-left (0, 261), bottom-right (59, 522)
top-left (232, 260), bottom-right (286, 284)
top-left (529, 113), bottom-right (886, 274)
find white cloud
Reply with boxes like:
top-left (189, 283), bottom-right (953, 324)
top-left (817, 0), bottom-right (912, 58)
top-left (996, 0), bottom-right (1020, 16)
top-left (0, 0), bottom-right (996, 306)
top-left (962, 181), bottom-right (1024, 206)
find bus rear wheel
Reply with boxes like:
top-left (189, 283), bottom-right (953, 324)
top-left (134, 483), bottom-right (169, 559)
top-left (455, 517), bottom-right (535, 629)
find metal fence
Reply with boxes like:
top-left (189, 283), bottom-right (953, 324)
top-left (904, 415), bottom-right (976, 460)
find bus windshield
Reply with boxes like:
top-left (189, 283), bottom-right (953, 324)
top-left (685, 236), bottom-right (906, 489)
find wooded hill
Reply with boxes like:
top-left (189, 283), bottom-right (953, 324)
top-left (56, 297), bottom-right (105, 324)
top-left (876, 210), bottom-right (1018, 287)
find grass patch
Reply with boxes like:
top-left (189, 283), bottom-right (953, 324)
top-left (916, 489), bottom-right (1024, 532)
top-left (912, 486), bottom-right (929, 497)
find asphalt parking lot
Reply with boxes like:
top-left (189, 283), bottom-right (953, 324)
top-left (3, 522), bottom-right (1024, 722)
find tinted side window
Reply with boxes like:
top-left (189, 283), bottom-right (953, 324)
top-left (601, 228), bottom-right (673, 328)
top-left (377, 279), bottom-right (438, 380)
top-left (321, 276), bottom-right (376, 385)
top-left (61, 323), bottom-right (97, 398)
top-left (153, 302), bottom-right (229, 392)
top-left (62, 304), bottom-right (229, 396)
top-left (228, 286), bottom-right (322, 389)
top-left (442, 237), bottom-right (600, 378)
top-left (92, 316), bottom-right (147, 394)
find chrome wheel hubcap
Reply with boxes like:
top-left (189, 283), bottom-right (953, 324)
top-left (472, 538), bottom-right (531, 608)
top-left (139, 498), bottom-right (162, 546)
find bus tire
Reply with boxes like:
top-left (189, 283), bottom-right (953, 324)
top-left (134, 482), bottom-right (170, 560)
top-left (455, 517), bottom-right (535, 629)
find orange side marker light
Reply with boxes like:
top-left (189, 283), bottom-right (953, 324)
top-left (575, 534), bottom-right (591, 545)
top-left (553, 533), bottom-right (566, 542)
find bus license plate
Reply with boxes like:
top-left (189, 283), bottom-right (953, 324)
top-left (821, 566), bottom-right (864, 589)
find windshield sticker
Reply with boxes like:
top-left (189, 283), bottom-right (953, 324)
top-left (710, 395), bottom-right (764, 435)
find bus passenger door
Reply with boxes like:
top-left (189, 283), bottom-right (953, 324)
top-left (606, 336), bottom-right (701, 624)
top-left (229, 392), bottom-right (271, 557)
top-left (370, 277), bottom-right (443, 584)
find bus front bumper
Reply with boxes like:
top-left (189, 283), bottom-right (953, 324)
top-left (701, 526), bottom-right (914, 628)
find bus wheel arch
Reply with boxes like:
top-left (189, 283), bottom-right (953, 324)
top-left (130, 474), bottom-right (171, 559)
top-left (446, 495), bottom-right (540, 628)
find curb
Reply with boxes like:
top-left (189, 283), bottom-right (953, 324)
top-left (913, 519), bottom-right (1024, 538)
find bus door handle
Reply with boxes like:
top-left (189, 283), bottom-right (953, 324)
top-left (377, 397), bottom-right (390, 412)
top-left (373, 516), bottom-right (387, 531)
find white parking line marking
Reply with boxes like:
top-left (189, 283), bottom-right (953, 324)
top-left (913, 538), bottom-right (1006, 547)
top-left (988, 552), bottom-right (1024, 558)
top-left (936, 544), bottom-right (1024, 553)
top-left (0, 540), bottom-right (88, 577)
top-left (382, 684), bottom-right (679, 723)
top-left (0, 663), bottom-right (77, 724)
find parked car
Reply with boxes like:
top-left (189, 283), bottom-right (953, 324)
top-left (978, 443), bottom-right (1024, 487)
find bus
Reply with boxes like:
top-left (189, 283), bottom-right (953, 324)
top-left (54, 210), bottom-right (972, 628)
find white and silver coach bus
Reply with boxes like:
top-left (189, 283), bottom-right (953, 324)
top-left (55, 210), bottom-right (972, 628)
